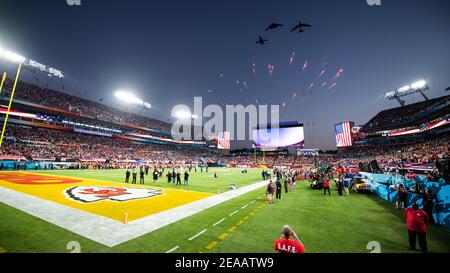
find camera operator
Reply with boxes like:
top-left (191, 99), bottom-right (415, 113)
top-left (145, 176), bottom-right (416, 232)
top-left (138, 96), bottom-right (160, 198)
top-left (274, 225), bottom-right (305, 254)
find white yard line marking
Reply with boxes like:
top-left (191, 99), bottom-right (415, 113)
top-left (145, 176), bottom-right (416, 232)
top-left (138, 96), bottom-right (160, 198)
top-left (0, 179), bottom-right (272, 247)
top-left (188, 229), bottom-right (208, 241)
top-left (165, 245), bottom-right (180, 253)
top-left (212, 218), bottom-right (226, 227)
top-left (229, 210), bottom-right (239, 216)
top-left (257, 195), bottom-right (264, 199)
top-left (241, 204), bottom-right (249, 209)
top-left (250, 200), bottom-right (256, 204)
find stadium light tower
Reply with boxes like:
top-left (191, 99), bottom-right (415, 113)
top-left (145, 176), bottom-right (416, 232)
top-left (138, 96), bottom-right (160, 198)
top-left (114, 90), bottom-right (151, 109)
top-left (385, 79), bottom-right (429, 106)
top-left (173, 110), bottom-right (198, 119)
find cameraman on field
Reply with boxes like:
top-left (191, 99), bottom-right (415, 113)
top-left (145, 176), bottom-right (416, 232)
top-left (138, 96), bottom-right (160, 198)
top-left (274, 225), bottom-right (305, 254)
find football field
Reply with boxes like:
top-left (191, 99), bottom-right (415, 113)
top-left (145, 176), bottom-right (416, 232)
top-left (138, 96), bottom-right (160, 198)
top-left (0, 168), bottom-right (449, 253)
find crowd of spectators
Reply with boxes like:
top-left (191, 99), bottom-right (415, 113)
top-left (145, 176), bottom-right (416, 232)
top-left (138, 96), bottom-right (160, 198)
top-left (342, 135), bottom-right (449, 165)
top-left (362, 95), bottom-right (450, 133)
top-left (1, 125), bottom-right (216, 163)
top-left (1, 80), bottom-right (172, 132)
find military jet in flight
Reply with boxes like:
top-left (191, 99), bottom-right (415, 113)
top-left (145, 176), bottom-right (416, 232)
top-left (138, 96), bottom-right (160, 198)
top-left (290, 21), bottom-right (312, 33)
top-left (256, 35), bottom-right (268, 45)
top-left (265, 23), bottom-right (284, 31)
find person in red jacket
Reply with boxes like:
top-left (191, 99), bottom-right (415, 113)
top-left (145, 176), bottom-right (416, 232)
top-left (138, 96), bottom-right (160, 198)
top-left (323, 178), bottom-right (331, 196)
top-left (404, 202), bottom-right (429, 252)
top-left (274, 225), bottom-right (305, 254)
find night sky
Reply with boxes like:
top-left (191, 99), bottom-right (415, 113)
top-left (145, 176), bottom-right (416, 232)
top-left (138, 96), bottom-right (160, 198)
top-left (0, 0), bottom-right (449, 150)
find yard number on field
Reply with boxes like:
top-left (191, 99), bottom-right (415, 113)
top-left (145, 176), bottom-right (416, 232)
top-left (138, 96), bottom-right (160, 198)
top-left (366, 241), bottom-right (381, 253)
top-left (67, 241), bottom-right (81, 253)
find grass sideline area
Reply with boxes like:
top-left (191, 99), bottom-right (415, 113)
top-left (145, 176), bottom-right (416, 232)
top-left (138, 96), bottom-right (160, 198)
top-left (0, 168), bottom-right (449, 253)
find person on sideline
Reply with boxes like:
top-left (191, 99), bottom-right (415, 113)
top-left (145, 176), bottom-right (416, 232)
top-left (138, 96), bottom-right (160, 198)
top-left (405, 202), bottom-right (429, 253)
top-left (274, 225), bottom-right (305, 254)
top-left (266, 180), bottom-right (275, 204)
top-left (323, 178), bottom-right (331, 196)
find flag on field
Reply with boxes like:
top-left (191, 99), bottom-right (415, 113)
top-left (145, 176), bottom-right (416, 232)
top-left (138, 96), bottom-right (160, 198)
top-left (335, 121), bottom-right (353, 147)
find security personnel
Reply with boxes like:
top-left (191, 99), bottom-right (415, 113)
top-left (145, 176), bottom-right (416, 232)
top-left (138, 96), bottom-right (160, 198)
top-left (176, 171), bottom-right (181, 186)
top-left (140, 168), bottom-right (145, 184)
top-left (184, 171), bottom-right (189, 186)
top-left (132, 169), bottom-right (137, 184)
top-left (153, 170), bottom-right (159, 182)
top-left (167, 171), bottom-right (172, 183)
top-left (276, 179), bottom-right (282, 200)
top-left (125, 168), bottom-right (130, 183)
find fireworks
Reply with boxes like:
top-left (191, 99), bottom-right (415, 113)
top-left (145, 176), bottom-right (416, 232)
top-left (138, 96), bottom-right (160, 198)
top-left (289, 51), bottom-right (295, 67)
top-left (252, 63), bottom-right (256, 76)
top-left (320, 82), bottom-right (327, 89)
top-left (301, 61), bottom-right (309, 73)
top-left (317, 69), bottom-right (325, 79)
top-left (243, 81), bottom-right (248, 89)
top-left (331, 68), bottom-right (344, 82)
top-left (268, 64), bottom-right (274, 78)
top-left (328, 82), bottom-right (337, 89)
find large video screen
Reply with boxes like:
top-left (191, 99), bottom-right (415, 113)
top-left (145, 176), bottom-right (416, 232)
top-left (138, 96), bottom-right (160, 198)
top-left (252, 124), bottom-right (304, 148)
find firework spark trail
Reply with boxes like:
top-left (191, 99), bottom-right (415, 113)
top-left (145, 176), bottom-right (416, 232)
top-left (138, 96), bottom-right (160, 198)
top-left (268, 64), bottom-right (274, 78)
top-left (243, 81), bottom-right (248, 89)
top-left (307, 82), bottom-right (315, 92)
top-left (291, 92), bottom-right (297, 101)
top-left (320, 82), bottom-right (327, 89)
top-left (317, 69), bottom-right (326, 80)
top-left (331, 68), bottom-right (344, 82)
top-left (289, 52), bottom-right (295, 67)
top-left (301, 61), bottom-right (309, 73)
top-left (252, 63), bottom-right (256, 76)
top-left (328, 82), bottom-right (337, 89)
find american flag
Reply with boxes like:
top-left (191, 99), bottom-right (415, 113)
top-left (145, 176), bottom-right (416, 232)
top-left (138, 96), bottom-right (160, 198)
top-left (335, 122), bottom-right (353, 147)
top-left (218, 131), bottom-right (231, 150)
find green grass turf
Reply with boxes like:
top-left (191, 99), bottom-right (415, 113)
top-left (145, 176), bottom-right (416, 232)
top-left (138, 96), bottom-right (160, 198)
top-left (34, 167), bottom-right (263, 194)
top-left (0, 168), bottom-right (449, 253)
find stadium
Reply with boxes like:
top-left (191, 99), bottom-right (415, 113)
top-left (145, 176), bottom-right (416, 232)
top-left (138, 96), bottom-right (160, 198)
top-left (0, 0), bottom-right (449, 261)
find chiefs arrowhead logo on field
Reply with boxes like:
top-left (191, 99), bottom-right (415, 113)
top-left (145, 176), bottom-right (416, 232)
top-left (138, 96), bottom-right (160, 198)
top-left (65, 186), bottom-right (163, 203)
